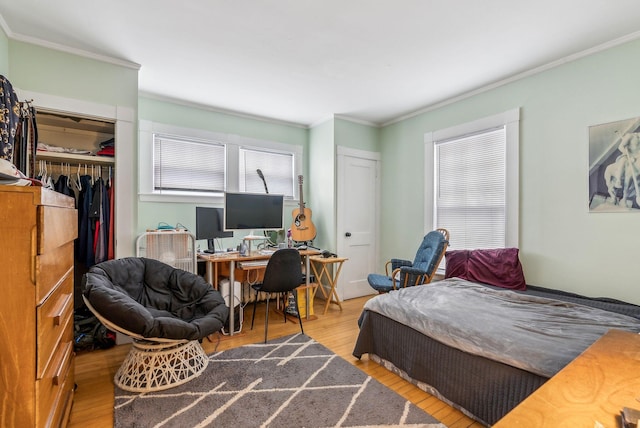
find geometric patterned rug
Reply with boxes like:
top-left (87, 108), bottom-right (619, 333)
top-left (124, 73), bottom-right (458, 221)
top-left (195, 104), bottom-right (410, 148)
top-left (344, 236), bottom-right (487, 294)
top-left (114, 333), bottom-right (446, 427)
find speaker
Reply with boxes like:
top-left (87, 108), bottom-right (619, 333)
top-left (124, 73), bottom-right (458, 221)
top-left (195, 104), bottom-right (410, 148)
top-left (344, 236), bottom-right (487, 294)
top-left (222, 305), bottom-right (242, 335)
top-left (321, 250), bottom-right (337, 258)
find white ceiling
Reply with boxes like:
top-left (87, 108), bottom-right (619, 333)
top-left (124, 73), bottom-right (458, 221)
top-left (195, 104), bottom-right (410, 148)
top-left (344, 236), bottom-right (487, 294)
top-left (1, 0), bottom-right (640, 127)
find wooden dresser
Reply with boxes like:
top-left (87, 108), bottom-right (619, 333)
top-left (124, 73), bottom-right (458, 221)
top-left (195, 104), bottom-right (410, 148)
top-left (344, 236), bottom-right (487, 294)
top-left (0, 186), bottom-right (77, 427)
top-left (495, 329), bottom-right (640, 428)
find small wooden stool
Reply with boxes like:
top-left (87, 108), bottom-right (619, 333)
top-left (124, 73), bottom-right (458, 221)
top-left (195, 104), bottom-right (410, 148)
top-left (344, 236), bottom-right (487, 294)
top-left (310, 256), bottom-right (348, 315)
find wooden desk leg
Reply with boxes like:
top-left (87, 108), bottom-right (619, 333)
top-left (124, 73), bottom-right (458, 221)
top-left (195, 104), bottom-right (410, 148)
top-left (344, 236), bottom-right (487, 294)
top-left (213, 262), bottom-right (219, 289)
top-left (206, 260), bottom-right (212, 286)
top-left (205, 260), bottom-right (220, 290)
top-left (305, 255), bottom-right (311, 320)
top-left (229, 260), bottom-right (236, 335)
top-left (205, 259), bottom-right (224, 341)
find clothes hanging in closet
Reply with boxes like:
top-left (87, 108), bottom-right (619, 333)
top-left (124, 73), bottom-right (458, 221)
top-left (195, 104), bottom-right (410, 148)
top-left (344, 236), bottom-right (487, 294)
top-left (77, 174), bottom-right (95, 267)
top-left (55, 174), bottom-right (76, 201)
top-left (89, 176), bottom-right (110, 264)
top-left (41, 161), bottom-right (113, 270)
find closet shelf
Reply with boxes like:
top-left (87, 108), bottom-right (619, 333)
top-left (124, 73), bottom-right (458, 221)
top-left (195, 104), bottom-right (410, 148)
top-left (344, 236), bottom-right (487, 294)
top-left (36, 151), bottom-right (115, 165)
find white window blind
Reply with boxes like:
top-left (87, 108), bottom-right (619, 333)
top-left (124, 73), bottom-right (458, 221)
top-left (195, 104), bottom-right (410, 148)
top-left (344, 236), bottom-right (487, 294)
top-left (239, 147), bottom-right (295, 197)
top-left (153, 134), bottom-right (225, 193)
top-left (435, 126), bottom-right (506, 250)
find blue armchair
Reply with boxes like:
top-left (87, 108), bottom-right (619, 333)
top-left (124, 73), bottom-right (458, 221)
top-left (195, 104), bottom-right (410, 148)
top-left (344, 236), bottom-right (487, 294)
top-left (367, 229), bottom-right (449, 293)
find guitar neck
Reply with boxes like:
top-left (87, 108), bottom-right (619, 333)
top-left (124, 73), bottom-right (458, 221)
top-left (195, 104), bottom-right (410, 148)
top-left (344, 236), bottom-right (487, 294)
top-left (298, 175), bottom-right (304, 213)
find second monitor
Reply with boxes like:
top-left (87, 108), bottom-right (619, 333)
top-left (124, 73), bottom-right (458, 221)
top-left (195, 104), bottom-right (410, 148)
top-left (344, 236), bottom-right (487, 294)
top-left (196, 206), bottom-right (233, 253)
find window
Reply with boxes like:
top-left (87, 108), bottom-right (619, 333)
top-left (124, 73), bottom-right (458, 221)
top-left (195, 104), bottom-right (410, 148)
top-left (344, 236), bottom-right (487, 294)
top-left (435, 127), bottom-right (506, 249)
top-left (425, 108), bottom-right (519, 251)
top-left (239, 147), bottom-right (295, 197)
top-left (139, 120), bottom-right (302, 202)
top-left (153, 134), bottom-right (225, 194)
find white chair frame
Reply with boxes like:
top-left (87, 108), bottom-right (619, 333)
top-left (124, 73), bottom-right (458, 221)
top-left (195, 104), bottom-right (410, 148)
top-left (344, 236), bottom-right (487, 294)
top-left (83, 296), bottom-right (209, 393)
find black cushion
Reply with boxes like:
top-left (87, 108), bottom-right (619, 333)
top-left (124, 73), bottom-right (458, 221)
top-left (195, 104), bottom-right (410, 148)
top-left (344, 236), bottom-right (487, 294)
top-left (81, 257), bottom-right (229, 340)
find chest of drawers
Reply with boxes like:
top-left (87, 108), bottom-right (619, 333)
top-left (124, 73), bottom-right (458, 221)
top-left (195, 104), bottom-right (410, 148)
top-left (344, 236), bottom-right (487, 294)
top-left (0, 186), bottom-right (77, 427)
top-left (494, 329), bottom-right (640, 427)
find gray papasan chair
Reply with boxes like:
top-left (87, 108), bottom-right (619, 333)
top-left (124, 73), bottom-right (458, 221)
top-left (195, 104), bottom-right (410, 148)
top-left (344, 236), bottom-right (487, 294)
top-left (82, 257), bottom-right (229, 392)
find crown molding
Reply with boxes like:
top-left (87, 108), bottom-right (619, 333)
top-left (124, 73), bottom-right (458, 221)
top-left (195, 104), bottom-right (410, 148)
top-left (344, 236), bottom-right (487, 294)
top-left (309, 115), bottom-right (335, 129)
top-left (333, 114), bottom-right (380, 128)
top-left (1, 18), bottom-right (140, 70)
top-left (12, 32), bottom-right (140, 70)
top-left (139, 91), bottom-right (308, 129)
top-left (383, 30), bottom-right (640, 127)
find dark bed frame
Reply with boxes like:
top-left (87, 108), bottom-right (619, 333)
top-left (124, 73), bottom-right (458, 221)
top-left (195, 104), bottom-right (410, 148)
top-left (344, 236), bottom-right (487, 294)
top-left (352, 284), bottom-right (640, 426)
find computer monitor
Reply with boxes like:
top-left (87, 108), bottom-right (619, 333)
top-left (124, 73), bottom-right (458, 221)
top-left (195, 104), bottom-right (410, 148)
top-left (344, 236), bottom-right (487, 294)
top-left (196, 207), bottom-right (233, 252)
top-left (224, 192), bottom-right (284, 237)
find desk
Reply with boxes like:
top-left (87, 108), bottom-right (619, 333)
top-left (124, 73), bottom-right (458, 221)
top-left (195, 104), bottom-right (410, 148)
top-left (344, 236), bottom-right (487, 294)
top-left (309, 256), bottom-right (348, 315)
top-left (494, 329), bottom-right (640, 428)
top-left (199, 249), bottom-right (320, 335)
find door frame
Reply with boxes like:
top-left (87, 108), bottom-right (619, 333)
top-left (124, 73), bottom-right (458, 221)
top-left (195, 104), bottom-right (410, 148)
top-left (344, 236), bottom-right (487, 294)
top-left (16, 88), bottom-right (136, 258)
top-left (336, 146), bottom-right (381, 297)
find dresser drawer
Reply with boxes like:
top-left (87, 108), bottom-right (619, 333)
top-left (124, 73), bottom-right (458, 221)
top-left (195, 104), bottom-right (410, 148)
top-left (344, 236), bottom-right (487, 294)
top-left (36, 243), bottom-right (74, 304)
top-left (36, 340), bottom-right (74, 428)
top-left (37, 206), bottom-right (77, 255)
top-left (37, 273), bottom-right (73, 378)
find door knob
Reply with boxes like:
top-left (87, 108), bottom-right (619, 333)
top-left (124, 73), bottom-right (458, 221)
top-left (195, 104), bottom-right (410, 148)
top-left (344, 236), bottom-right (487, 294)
top-left (345, 232), bottom-right (352, 237)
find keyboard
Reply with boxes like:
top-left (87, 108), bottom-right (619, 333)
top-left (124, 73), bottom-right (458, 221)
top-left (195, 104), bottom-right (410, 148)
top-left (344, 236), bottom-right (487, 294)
top-left (238, 260), bottom-right (269, 268)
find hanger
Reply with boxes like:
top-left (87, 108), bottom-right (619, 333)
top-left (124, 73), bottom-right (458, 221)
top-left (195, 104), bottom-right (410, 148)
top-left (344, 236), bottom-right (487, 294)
top-left (45, 162), bottom-right (54, 189)
top-left (64, 163), bottom-right (72, 188)
top-left (73, 163), bottom-right (82, 191)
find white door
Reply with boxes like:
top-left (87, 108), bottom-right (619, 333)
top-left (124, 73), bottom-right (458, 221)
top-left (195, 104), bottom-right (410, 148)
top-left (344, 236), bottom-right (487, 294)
top-left (336, 147), bottom-right (380, 300)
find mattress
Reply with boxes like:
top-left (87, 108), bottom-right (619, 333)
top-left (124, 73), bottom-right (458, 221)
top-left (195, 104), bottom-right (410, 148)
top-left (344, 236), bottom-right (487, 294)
top-left (352, 280), bottom-right (640, 425)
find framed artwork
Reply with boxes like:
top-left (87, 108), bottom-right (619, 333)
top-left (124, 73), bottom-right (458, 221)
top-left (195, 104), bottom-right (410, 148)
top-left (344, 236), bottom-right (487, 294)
top-left (588, 117), bottom-right (640, 212)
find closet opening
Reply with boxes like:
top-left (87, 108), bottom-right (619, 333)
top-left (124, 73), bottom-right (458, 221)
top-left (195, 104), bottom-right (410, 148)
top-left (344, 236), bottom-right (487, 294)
top-left (36, 109), bottom-right (116, 310)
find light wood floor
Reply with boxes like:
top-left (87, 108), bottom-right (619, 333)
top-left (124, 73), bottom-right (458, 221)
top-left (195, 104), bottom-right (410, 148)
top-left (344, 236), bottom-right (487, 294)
top-left (69, 295), bottom-right (484, 428)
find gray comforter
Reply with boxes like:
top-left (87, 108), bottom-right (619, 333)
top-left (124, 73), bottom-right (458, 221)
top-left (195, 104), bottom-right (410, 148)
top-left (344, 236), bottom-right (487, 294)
top-left (363, 278), bottom-right (640, 377)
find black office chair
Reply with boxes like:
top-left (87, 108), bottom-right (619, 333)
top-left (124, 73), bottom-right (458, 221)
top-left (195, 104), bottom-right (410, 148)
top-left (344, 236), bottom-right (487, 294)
top-left (250, 249), bottom-right (304, 343)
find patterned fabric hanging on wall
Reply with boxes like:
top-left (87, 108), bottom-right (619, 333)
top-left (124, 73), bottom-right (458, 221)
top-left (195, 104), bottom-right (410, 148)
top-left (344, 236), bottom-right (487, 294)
top-left (0, 75), bottom-right (20, 162)
top-left (15, 101), bottom-right (38, 177)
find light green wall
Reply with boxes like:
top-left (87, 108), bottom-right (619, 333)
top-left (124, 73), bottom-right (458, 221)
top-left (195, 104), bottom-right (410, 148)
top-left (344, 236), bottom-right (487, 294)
top-left (0, 28), bottom-right (8, 76)
top-left (139, 97), bottom-right (307, 146)
top-left (8, 41), bottom-right (138, 108)
top-left (137, 96), bottom-right (309, 249)
top-left (335, 118), bottom-right (380, 152)
top-left (380, 38), bottom-right (640, 304)
top-left (308, 119), bottom-right (336, 250)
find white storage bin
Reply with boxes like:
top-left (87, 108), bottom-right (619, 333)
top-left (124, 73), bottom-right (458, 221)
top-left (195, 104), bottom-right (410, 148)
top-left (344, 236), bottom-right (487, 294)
top-left (219, 279), bottom-right (242, 307)
top-left (219, 279), bottom-right (243, 334)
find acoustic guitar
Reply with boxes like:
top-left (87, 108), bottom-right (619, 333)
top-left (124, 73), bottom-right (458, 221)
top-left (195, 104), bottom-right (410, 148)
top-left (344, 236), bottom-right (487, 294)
top-left (290, 175), bottom-right (317, 242)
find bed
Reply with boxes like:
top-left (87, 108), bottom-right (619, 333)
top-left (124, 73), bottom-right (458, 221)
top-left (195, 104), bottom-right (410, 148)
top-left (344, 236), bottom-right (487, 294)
top-left (352, 248), bottom-right (640, 426)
